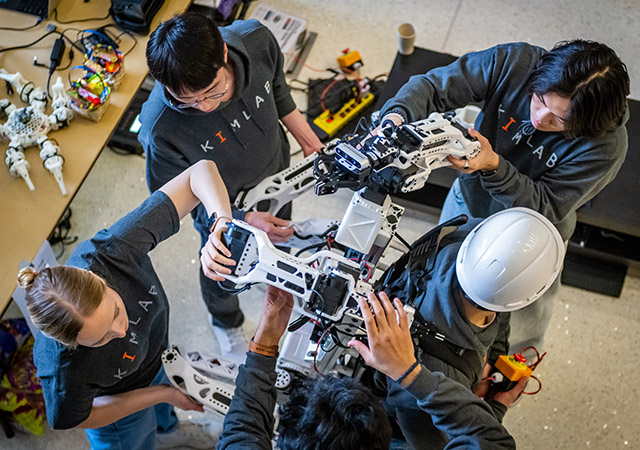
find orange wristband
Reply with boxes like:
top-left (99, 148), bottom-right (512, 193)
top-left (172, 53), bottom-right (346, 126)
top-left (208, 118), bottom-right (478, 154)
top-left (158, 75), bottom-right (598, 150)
top-left (249, 338), bottom-right (279, 357)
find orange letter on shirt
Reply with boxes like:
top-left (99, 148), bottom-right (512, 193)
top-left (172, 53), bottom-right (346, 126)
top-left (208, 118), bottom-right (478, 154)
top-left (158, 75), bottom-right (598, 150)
top-left (502, 117), bottom-right (516, 131)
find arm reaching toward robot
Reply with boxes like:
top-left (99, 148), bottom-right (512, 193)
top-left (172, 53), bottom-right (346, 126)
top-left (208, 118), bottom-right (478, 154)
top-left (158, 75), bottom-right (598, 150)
top-left (348, 292), bottom-right (420, 384)
top-left (200, 110), bottom-right (481, 323)
top-left (447, 127), bottom-right (500, 173)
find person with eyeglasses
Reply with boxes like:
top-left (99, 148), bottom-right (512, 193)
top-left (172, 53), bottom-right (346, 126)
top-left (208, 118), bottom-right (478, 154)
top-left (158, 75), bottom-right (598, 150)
top-left (139, 12), bottom-right (325, 363)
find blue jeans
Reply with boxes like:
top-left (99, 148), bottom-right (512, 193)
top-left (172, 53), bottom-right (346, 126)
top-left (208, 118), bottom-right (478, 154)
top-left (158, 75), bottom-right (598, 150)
top-left (84, 367), bottom-right (178, 450)
top-left (439, 178), bottom-right (559, 353)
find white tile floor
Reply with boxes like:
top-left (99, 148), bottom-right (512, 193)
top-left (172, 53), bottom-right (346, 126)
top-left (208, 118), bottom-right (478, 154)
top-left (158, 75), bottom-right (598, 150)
top-left (3, 1), bottom-right (640, 449)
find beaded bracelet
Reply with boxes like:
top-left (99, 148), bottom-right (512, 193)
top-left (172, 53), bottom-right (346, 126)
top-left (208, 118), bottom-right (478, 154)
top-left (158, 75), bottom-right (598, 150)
top-left (395, 360), bottom-right (420, 385)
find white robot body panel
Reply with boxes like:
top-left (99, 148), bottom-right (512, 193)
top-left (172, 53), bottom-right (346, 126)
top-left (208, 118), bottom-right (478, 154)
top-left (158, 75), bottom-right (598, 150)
top-left (162, 347), bottom-right (235, 418)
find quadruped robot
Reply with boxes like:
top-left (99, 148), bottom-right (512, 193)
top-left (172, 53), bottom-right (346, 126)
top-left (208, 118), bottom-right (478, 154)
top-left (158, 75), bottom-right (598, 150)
top-left (162, 111), bottom-right (481, 415)
top-left (0, 70), bottom-right (73, 195)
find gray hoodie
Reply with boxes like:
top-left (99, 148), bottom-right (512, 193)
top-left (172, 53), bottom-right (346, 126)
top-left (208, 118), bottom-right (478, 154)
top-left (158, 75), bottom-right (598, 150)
top-left (215, 352), bottom-right (515, 449)
top-left (139, 19), bottom-right (296, 232)
top-left (381, 42), bottom-right (629, 241)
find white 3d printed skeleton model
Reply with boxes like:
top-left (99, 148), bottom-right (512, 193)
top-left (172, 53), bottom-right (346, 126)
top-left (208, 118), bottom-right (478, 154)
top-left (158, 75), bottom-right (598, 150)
top-left (163, 111), bottom-right (479, 409)
top-left (0, 70), bottom-right (74, 195)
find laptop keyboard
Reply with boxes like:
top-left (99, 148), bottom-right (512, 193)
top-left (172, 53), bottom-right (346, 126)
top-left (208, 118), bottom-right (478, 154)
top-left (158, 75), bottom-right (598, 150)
top-left (16, 0), bottom-right (48, 17)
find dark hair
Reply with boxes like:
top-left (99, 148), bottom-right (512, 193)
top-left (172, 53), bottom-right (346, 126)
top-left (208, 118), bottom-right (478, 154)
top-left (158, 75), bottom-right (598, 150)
top-left (277, 376), bottom-right (392, 450)
top-left (17, 266), bottom-right (105, 347)
top-left (146, 12), bottom-right (225, 96)
top-left (528, 39), bottom-right (630, 138)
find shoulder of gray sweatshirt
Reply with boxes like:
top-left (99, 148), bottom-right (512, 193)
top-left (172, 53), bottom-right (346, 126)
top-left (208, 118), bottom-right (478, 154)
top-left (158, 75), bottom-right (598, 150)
top-left (139, 19), bottom-right (295, 227)
top-left (380, 42), bottom-right (628, 240)
top-left (215, 352), bottom-right (515, 450)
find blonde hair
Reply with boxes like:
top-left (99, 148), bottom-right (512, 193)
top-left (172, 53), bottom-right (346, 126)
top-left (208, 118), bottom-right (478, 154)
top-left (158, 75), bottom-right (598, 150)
top-left (17, 266), bottom-right (105, 347)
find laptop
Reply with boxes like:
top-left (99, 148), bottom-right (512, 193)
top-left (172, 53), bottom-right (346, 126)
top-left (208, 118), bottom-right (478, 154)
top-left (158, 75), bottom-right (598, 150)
top-left (0, 0), bottom-right (61, 19)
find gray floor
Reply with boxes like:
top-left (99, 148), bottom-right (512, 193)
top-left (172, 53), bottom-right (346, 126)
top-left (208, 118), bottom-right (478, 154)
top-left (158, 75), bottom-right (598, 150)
top-left (3, 0), bottom-right (640, 448)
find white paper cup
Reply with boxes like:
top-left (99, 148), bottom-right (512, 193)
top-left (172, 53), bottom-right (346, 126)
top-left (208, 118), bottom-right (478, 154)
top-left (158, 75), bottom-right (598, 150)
top-left (397, 23), bottom-right (416, 55)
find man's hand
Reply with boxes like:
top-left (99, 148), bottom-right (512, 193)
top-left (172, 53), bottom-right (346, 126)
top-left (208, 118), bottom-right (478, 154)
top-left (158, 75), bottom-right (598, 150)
top-left (447, 128), bottom-right (499, 173)
top-left (166, 385), bottom-right (205, 412)
top-left (492, 377), bottom-right (529, 407)
top-left (474, 363), bottom-right (530, 408)
top-left (200, 220), bottom-right (235, 281)
top-left (301, 140), bottom-right (325, 157)
top-left (473, 363), bottom-right (494, 399)
top-left (254, 286), bottom-right (294, 347)
top-left (357, 114), bottom-right (403, 148)
top-left (244, 211), bottom-right (294, 243)
top-left (348, 292), bottom-right (418, 382)
top-left (280, 108), bottom-right (324, 157)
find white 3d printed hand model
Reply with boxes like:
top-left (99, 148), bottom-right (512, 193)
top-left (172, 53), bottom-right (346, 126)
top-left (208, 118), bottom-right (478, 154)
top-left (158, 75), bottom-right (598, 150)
top-left (0, 70), bottom-right (74, 195)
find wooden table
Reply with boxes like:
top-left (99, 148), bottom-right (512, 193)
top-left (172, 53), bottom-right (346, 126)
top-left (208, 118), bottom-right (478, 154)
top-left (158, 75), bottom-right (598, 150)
top-left (0, 0), bottom-right (191, 313)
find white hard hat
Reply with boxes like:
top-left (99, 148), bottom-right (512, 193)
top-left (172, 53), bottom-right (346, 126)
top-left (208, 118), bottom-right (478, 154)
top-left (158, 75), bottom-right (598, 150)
top-left (456, 207), bottom-right (565, 312)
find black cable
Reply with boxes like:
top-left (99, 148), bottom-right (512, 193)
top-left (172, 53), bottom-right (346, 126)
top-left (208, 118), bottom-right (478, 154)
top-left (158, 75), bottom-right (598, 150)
top-left (0, 29), bottom-right (82, 55)
top-left (57, 47), bottom-right (76, 71)
top-left (120, 30), bottom-right (136, 56)
top-left (293, 224), bottom-right (338, 241)
top-left (0, 18), bottom-right (43, 31)
top-left (61, 28), bottom-right (87, 53)
top-left (52, 8), bottom-right (111, 24)
top-left (0, 30), bottom-right (58, 54)
top-left (293, 228), bottom-right (337, 257)
top-left (48, 208), bottom-right (78, 259)
top-left (101, 24), bottom-right (137, 56)
top-left (294, 241), bottom-right (327, 257)
top-left (216, 280), bottom-right (254, 294)
top-left (290, 79), bottom-right (309, 87)
top-left (46, 69), bottom-right (54, 99)
top-left (394, 232), bottom-right (412, 251)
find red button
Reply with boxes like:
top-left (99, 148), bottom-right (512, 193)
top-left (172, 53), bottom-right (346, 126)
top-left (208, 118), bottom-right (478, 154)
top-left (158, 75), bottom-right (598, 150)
top-left (514, 353), bottom-right (527, 363)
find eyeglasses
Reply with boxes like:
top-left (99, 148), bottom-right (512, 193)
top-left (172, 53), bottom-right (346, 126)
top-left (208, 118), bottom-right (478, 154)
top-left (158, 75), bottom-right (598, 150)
top-left (168, 69), bottom-right (228, 110)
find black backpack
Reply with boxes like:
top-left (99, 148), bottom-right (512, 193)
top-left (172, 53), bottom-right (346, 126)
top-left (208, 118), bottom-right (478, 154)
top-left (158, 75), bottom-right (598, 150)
top-left (110, 0), bottom-right (164, 34)
top-left (374, 214), bottom-right (483, 382)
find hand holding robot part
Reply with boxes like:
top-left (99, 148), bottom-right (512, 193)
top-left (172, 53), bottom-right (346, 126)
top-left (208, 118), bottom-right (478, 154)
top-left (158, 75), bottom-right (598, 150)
top-left (244, 211), bottom-right (294, 243)
top-left (446, 128), bottom-right (500, 173)
top-left (474, 364), bottom-right (529, 407)
top-left (348, 292), bottom-right (419, 383)
top-left (200, 219), bottom-right (235, 282)
top-left (320, 112), bottom-right (481, 196)
top-left (217, 219), bottom-right (364, 322)
top-left (162, 347), bottom-right (234, 417)
top-left (254, 286), bottom-right (295, 348)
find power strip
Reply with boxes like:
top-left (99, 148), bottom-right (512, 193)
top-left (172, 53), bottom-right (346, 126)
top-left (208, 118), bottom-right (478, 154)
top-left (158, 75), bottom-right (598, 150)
top-left (313, 92), bottom-right (375, 137)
